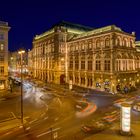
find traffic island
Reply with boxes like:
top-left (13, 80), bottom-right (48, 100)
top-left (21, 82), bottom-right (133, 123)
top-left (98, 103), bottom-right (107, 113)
top-left (119, 130), bottom-right (133, 136)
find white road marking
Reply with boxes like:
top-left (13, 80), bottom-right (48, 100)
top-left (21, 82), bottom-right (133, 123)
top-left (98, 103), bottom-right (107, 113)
top-left (29, 119), bottom-right (38, 124)
top-left (36, 127), bottom-right (61, 138)
top-left (11, 112), bottom-right (17, 119)
top-left (44, 117), bottom-right (48, 120)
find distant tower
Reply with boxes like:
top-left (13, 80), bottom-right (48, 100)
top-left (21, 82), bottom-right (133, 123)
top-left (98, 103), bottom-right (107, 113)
top-left (0, 20), bottom-right (10, 90)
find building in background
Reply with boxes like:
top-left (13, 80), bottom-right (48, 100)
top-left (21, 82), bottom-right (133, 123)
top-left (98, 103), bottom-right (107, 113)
top-left (28, 21), bottom-right (140, 93)
top-left (68, 26), bottom-right (138, 93)
top-left (9, 50), bottom-right (28, 78)
top-left (0, 20), bottom-right (10, 90)
top-left (29, 21), bottom-right (92, 84)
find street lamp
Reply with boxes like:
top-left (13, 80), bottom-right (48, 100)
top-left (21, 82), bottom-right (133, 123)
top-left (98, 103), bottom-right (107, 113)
top-left (61, 57), bottom-right (65, 83)
top-left (18, 49), bottom-right (25, 125)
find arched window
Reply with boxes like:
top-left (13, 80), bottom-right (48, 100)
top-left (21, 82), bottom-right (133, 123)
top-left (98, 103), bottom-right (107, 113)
top-left (88, 56), bottom-right (93, 71)
top-left (69, 56), bottom-right (73, 69)
top-left (95, 54), bottom-right (101, 71)
top-left (96, 39), bottom-right (101, 48)
top-left (116, 37), bottom-right (121, 46)
top-left (104, 53), bottom-right (110, 71)
top-left (75, 56), bottom-right (79, 70)
top-left (116, 53), bottom-right (122, 71)
top-left (123, 38), bottom-right (128, 47)
top-left (81, 56), bottom-right (85, 70)
top-left (105, 38), bottom-right (110, 47)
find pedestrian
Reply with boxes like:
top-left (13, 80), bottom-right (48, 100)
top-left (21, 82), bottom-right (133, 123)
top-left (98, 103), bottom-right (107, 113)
top-left (124, 86), bottom-right (128, 93)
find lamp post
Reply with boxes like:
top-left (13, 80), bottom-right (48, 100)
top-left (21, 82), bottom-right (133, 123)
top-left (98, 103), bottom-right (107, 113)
top-left (61, 57), bottom-right (65, 83)
top-left (18, 49), bottom-right (25, 125)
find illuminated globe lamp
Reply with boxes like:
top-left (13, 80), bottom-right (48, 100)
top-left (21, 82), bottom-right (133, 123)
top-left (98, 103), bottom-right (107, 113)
top-left (120, 103), bottom-right (132, 136)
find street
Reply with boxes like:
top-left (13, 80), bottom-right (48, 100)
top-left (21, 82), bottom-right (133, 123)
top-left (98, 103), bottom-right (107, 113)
top-left (0, 80), bottom-right (140, 140)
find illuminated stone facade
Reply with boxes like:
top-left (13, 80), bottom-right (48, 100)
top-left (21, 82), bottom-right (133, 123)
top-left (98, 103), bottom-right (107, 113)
top-left (68, 26), bottom-right (139, 93)
top-left (29, 21), bottom-right (140, 93)
top-left (29, 21), bottom-right (92, 84)
top-left (0, 21), bottom-right (10, 90)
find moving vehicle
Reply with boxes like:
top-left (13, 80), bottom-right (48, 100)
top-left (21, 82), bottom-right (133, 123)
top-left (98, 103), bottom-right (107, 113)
top-left (81, 121), bottom-right (106, 133)
top-left (133, 102), bottom-right (140, 112)
top-left (102, 110), bottom-right (120, 123)
top-left (114, 97), bottom-right (135, 107)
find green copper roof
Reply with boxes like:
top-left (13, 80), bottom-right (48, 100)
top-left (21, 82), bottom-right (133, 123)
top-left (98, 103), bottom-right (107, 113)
top-left (35, 21), bottom-right (94, 40)
top-left (51, 20), bottom-right (94, 31)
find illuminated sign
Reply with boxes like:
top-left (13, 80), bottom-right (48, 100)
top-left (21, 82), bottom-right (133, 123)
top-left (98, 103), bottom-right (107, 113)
top-left (121, 103), bottom-right (131, 132)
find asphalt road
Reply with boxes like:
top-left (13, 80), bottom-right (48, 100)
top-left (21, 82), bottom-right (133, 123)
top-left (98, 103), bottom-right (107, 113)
top-left (1, 81), bottom-right (140, 140)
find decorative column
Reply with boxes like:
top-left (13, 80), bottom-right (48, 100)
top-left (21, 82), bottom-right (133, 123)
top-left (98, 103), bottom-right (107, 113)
top-left (73, 72), bottom-right (75, 85)
top-left (127, 59), bottom-right (129, 71)
top-left (92, 73), bottom-right (95, 89)
top-left (120, 60), bottom-right (123, 71)
top-left (133, 60), bottom-right (135, 70)
top-left (100, 75), bottom-right (104, 91)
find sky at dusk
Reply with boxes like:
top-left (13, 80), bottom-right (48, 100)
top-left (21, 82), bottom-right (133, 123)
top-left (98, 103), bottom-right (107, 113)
top-left (0, 0), bottom-right (140, 51)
